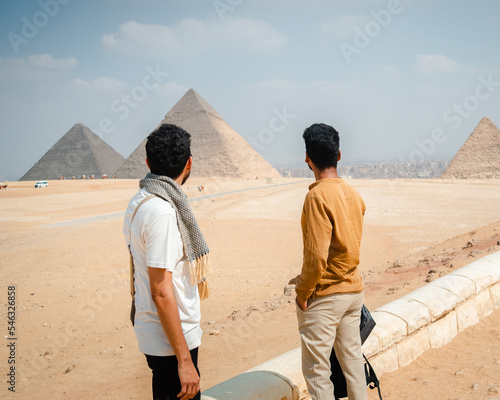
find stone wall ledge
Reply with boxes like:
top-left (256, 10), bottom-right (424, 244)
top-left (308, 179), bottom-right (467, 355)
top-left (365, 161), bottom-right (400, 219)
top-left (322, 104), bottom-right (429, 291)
top-left (203, 251), bottom-right (500, 400)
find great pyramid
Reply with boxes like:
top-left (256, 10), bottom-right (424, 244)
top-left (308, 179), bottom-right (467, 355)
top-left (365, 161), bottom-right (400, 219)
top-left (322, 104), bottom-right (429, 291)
top-left (440, 117), bottom-right (500, 179)
top-left (115, 89), bottom-right (281, 179)
top-left (19, 123), bottom-right (125, 181)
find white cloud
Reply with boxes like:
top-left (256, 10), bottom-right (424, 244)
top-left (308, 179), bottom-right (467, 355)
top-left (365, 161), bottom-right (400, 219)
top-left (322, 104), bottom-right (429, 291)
top-left (383, 66), bottom-right (400, 81)
top-left (102, 21), bottom-right (178, 54)
top-left (0, 57), bottom-right (27, 73)
top-left (26, 54), bottom-right (78, 69)
top-left (155, 82), bottom-right (190, 99)
top-left (416, 54), bottom-right (460, 74)
top-left (70, 77), bottom-right (126, 91)
top-left (102, 17), bottom-right (287, 57)
top-left (311, 80), bottom-right (338, 90)
top-left (246, 79), bottom-right (291, 89)
top-left (0, 54), bottom-right (78, 81)
top-left (321, 15), bottom-right (371, 38)
top-left (418, 83), bottom-right (438, 94)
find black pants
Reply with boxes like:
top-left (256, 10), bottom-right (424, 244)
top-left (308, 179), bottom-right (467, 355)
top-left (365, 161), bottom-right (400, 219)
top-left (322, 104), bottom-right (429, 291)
top-left (145, 348), bottom-right (201, 400)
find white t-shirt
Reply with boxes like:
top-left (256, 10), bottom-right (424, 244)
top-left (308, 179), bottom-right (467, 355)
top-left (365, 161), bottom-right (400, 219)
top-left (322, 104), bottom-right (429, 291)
top-left (123, 188), bottom-right (202, 356)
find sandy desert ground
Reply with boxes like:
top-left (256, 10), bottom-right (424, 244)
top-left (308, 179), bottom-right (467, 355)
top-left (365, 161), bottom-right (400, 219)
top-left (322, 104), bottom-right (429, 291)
top-left (0, 177), bottom-right (499, 400)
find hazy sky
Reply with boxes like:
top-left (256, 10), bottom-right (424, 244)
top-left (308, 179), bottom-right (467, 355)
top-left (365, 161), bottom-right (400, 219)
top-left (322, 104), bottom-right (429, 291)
top-left (1, 0), bottom-right (500, 181)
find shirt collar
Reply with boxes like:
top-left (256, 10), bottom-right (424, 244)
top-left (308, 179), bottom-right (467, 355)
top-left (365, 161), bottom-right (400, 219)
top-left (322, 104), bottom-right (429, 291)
top-left (309, 177), bottom-right (343, 191)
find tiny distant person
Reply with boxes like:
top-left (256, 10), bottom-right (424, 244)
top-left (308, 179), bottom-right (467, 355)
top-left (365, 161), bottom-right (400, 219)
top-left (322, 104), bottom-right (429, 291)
top-left (123, 123), bottom-right (211, 400)
top-left (291, 123), bottom-right (367, 400)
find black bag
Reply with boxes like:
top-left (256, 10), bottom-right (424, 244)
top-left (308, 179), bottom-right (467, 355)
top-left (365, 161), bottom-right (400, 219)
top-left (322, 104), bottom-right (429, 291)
top-left (130, 299), bottom-right (136, 326)
top-left (329, 304), bottom-right (383, 399)
top-left (360, 303), bottom-right (376, 344)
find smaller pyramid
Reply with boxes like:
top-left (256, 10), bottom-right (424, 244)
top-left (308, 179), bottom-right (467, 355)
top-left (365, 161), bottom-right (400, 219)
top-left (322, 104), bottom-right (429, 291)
top-left (116, 89), bottom-right (281, 179)
top-left (20, 123), bottom-right (125, 181)
top-left (441, 117), bottom-right (500, 179)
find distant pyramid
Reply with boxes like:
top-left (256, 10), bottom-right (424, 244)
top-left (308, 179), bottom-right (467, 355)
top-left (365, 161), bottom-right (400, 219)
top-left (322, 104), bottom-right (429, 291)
top-left (19, 123), bottom-right (125, 181)
top-left (440, 117), bottom-right (500, 179)
top-left (116, 89), bottom-right (281, 179)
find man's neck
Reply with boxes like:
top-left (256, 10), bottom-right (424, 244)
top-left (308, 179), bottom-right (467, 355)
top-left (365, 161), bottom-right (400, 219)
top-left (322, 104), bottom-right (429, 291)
top-left (314, 167), bottom-right (339, 181)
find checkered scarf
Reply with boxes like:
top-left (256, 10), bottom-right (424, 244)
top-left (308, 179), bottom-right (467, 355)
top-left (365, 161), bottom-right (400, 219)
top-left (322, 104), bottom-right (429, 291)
top-left (139, 173), bottom-right (211, 299)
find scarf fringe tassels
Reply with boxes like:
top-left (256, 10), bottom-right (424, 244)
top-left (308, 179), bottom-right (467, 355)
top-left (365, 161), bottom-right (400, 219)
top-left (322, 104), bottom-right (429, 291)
top-left (190, 253), bottom-right (211, 300)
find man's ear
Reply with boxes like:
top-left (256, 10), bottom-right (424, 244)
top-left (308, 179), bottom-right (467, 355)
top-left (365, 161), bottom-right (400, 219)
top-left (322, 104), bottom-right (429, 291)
top-left (338, 150), bottom-right (342, 162)
top-left (146, 158), bottom-right (150, 168)
top-left (305, 152), bottom-right (311, 163)
top-left (186, 156), bottom-right (192, 171)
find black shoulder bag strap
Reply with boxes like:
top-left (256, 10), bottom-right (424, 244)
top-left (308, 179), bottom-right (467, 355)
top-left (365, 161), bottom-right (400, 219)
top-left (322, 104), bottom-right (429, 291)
top-left (364, 353), bottom-right (383, 399)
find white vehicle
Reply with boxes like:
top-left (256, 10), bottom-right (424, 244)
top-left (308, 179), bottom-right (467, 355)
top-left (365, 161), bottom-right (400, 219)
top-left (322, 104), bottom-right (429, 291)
top-left (35, 181), bottom-right (48, 188)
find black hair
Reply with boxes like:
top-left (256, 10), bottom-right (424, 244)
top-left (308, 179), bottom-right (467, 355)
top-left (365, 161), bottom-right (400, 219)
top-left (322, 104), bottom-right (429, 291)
top-left (302, 123), bottom-right (340, 170)
top-left (145, 123), bottom-right (191, 178)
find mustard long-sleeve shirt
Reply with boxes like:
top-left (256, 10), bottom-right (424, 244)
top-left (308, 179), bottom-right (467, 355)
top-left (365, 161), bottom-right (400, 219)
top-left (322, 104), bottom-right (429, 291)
top-left (295, 178), bottom-right (365, 302)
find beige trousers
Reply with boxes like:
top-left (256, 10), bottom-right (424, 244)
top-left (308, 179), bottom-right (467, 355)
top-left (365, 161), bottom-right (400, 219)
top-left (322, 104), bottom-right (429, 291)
top-left (297, 292), bottom-right (367, 400)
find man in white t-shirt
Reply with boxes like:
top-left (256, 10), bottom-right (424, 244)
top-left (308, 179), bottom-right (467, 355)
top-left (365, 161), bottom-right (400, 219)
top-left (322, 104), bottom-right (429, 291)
top-left (124, 124), bottom-right (206, 400)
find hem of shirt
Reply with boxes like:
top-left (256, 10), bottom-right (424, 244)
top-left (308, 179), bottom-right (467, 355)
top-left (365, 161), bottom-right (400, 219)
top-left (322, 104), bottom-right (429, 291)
top-left (138, 338), bottom-right (202, 357)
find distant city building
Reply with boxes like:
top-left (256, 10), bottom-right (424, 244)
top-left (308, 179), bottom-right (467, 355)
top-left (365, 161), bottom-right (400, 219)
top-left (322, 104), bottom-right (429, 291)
top-left (278, 160), bottom-right (448, 179)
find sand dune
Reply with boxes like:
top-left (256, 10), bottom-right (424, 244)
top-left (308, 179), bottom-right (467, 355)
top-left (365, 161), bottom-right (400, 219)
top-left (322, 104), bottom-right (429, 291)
top-left (0, 177), bottom-right (499, 399)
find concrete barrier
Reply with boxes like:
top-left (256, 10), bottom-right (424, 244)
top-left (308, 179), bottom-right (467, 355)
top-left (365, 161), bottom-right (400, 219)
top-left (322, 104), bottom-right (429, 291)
top-left (202, 251), bottom-right (500, 400)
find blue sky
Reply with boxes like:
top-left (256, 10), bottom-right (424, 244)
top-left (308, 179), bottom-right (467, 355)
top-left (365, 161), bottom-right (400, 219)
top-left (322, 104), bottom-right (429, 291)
top-left (1, 0), bottom-right (499, 181)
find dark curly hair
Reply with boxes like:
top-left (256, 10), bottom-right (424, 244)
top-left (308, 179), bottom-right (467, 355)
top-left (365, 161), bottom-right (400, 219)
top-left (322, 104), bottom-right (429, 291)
top-left (303, 123), bottom-right (340, 170)
top-left (145, 124), bottom-right (191, 178)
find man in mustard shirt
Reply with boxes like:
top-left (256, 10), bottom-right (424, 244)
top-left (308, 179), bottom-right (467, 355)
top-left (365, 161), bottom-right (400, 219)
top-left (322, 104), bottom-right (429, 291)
top-left (293, 123), bottom-right (367, 400)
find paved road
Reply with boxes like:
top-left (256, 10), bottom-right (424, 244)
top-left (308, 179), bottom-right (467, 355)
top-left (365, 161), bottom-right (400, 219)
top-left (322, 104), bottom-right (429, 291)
top-left (46, 180), bottom-right (307, 228)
